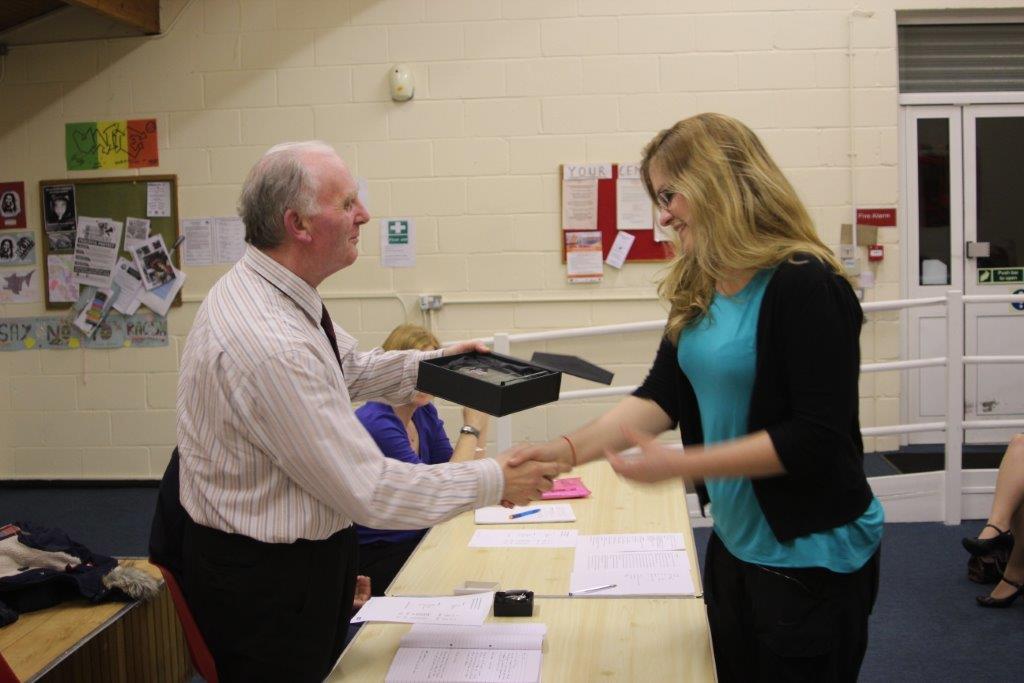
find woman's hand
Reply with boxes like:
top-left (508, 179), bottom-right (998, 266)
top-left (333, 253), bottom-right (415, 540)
top-left (352, 575), bottom-right (371, 613)
top-left (441, 339), bottom-right (489, 357)
top-left (607, 426), bottom-right (691, 484)
top-left (462, 407), bottom-right (489, 434)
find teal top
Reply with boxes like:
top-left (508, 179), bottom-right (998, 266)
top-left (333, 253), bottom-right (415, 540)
top-left (677, 268), bottom-right (883, 573)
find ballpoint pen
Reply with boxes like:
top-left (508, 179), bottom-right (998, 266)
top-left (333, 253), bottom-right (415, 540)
top-left (508, 508), bottom-right (541, 520)
top-left (569, 583), bottom-right (617, 596)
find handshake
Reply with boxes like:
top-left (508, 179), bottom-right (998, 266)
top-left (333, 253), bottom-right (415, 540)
top-left (495, 442), bottom-right (575, 507)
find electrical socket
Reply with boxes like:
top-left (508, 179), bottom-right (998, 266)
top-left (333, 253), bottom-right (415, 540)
top-left (419, 294), bottom-right (442, 311)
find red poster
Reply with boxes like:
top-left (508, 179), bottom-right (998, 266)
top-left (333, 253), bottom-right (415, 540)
top-left (856, 207), bottom-right (896, 227)
top-left (0, 181), bottom-right (27, 229)
top-left (127, 119), bottom-right (159, 168)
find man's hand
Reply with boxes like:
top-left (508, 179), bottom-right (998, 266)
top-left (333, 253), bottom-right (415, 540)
top-left (496, 447), bottom-right (560, 506)
top-left (606, 426), bottom-right (691, 484)
top-left (441, 339), bottom-right (490, 357)
top-left (506, 441), bottom-right (573, 473)
top-left (352, 575), bottom-right (371, 613)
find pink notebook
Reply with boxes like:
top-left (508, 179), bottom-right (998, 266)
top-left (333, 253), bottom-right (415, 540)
top-left (541, 477), bottom-right (591, 500)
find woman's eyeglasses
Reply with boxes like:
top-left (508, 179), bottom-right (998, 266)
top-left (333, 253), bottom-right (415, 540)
top-left (656, 189), bottom-right (676, 210)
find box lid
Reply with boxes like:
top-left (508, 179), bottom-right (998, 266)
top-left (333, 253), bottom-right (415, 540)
top-left (529, 351), bottom-right (613, 385)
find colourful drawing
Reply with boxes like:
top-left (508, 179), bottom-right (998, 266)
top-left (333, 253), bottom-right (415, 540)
top-left (65, 119), bottom-right (159, 170)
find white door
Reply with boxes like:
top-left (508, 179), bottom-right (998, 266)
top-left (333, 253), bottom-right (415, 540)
top-left (904, 104), bottom-right (1024, 445)
top-left (963, 104), bottom-right (1024, 444)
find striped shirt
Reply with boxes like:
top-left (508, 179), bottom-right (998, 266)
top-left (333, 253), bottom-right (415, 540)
top-left (177, 246), bottom-right (503, 543)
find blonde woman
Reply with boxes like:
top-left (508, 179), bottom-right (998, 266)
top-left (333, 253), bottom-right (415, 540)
top-left (515, 113), bottom-right (883, 682)
top-left (354, 324), bottom-right (489, 595)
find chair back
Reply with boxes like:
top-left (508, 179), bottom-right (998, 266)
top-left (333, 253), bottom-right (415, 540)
top-left (154, 564), bottom-right (219, 683)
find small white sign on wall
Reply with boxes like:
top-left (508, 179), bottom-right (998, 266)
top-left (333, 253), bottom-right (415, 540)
top-left (380, 218), bottom-right (415, 268)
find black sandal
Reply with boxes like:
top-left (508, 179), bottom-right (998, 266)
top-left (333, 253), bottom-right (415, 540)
top-left (962, 524), bottom-right (1014, 557)
top-left (976, 575), bottom-right (1024, 608)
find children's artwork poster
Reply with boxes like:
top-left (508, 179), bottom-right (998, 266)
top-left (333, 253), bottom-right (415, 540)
top-left (124, 310), bottom-right (169, 347)
top-left (0, 231), bottom-right (36, 267)
top-left (65, 119), bottom-right (159, 171)
top-left (565, 231), bottom-right (603, 284)
top-left (0, 268), bottom-right (40, 303)
top-left (0, 182), bottom-right (26, 229)
top-left (47, 254), bottom-right (79, 303)
top-left (0, 312), bottom-right (169, 351)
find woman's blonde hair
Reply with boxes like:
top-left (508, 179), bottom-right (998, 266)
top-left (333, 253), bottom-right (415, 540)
top-left (640, 113), bottom-right (844, 343)
top-left (382, 323), bottom-right (440, 352)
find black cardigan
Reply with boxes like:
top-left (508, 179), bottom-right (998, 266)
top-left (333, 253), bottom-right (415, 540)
top-left (633, 256), bottom-right (874, 542)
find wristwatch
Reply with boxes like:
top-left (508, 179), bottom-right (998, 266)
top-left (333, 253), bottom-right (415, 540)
top-left (459, 425), bottom-right (481, 438)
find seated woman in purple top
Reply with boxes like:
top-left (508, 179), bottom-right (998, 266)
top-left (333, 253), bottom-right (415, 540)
top-left (355, 324), bottom-right (489, 595)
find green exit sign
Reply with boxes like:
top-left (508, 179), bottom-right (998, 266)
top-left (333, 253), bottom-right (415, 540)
top-left (978, 267), bottom-right (1024, 284)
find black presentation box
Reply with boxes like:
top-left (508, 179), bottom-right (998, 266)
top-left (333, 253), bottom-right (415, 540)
top-left (416, 350), bottom-right (613, 417)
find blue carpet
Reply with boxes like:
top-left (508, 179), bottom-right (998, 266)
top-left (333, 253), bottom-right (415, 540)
top-left (2, 487), bottom-right (1022, 681)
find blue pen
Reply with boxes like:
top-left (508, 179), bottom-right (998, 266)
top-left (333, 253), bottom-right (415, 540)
top-left (509, 508), bottom-right (541, 520)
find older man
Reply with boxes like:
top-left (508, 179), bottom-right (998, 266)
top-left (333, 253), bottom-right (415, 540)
top-left (176, 141), bottom-right (560, 682)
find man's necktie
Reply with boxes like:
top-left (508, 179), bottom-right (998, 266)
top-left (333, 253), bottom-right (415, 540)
top-left (320, 304), bottom-right (343, 371)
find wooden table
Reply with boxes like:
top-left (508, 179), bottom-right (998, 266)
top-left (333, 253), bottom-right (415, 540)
top-left (388, 460), bottom-right (703, 598)
top-left (0, 559), bottom-right (191, 683)
top-left (329, 597), bottom-right (716, 682)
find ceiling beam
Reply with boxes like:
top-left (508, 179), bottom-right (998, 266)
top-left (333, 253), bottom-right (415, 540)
top-left (63, 0), bottom-right (159, 34)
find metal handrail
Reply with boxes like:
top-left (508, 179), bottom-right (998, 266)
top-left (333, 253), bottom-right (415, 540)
top-left (480, 289), bottom-right (1023, 525)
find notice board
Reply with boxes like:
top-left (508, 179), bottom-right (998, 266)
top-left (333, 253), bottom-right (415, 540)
top-left (560, 163), bottom-right (673, 263)
top-left (39, 174), bottom-right (181, 310)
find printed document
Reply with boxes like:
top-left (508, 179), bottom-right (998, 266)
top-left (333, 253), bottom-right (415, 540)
top-left (385, 624), bottom-right (546, 683)
top-left (351, 593), bottom-right (493, 627)
top-left (469, 529), bottom-right (578, 549)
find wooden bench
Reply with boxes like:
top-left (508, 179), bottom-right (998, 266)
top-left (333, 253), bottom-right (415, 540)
top-left (0, 559), bottom-right (191, 683)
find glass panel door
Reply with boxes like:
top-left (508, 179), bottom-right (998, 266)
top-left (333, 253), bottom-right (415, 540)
top-left (963, 104), bottom-right (1024, 444)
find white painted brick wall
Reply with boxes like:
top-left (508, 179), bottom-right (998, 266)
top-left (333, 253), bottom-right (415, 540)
top-left (2, 0), bottom-right (993, 478)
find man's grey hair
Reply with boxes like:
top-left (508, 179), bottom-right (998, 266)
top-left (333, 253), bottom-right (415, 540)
top-left (238, 140), bottom-right (336, 249)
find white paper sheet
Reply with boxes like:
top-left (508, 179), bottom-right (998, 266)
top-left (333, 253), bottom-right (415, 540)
top-left (139, 267), bottom-right (185, 316)
top-left (605, 231), bottom-right (635, 269)
top-left (111, 257), bottom-right (144, 315)
top-left (400, 623), bottom-right (547, 649)
top-left (561, 179), bottom-right (598, 231)
top-left (474, 504), bottom-right (576, 525)
top-left (381, 218), bottom-right (415, 268)
top-left (181, 218), bottom-right (214, 266)
top-left (147, 182), bottom-right (171, 217)
top-left (350, 593), bottom-right (493, 626)
top-left (214, 216), bottom-right (246, 263)
top-left (386, 624), bottom-right (546, 683)
top-left (469, 529), bottom-right (578, 549)
top-left (573, 549), bottom-right (688, 573)
top-left (568, 566), bottom-right (695, 597)
top-left (387, 649), bottom-right (541, 683)
top-left (575, 533), bottom-right (685, 554)
top-left (616, 163), bottom-right (654, 231)
top-left (73, 217), bottom-right (122, 289)
top-left (123, 217), bottom-right (151, 252)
